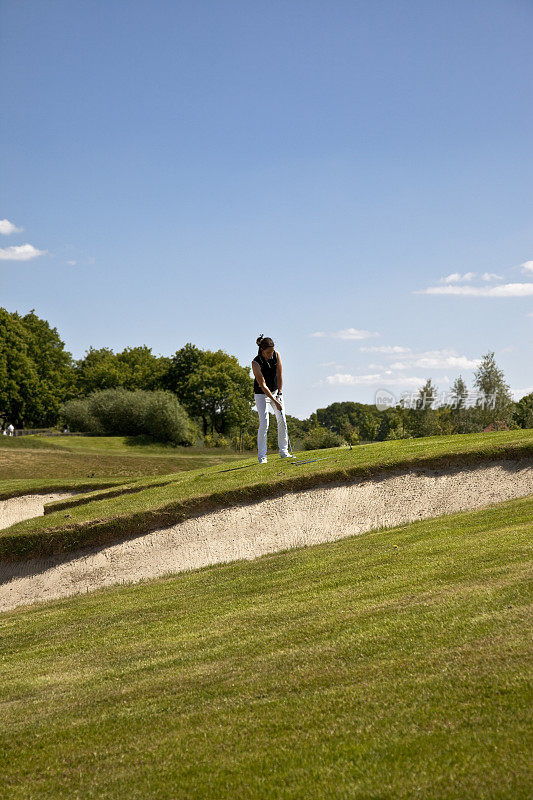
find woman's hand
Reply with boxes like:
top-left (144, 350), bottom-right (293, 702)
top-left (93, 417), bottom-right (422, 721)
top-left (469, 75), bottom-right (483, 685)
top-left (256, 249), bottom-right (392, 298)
top-left (252, 360), bottom-right (283, 411)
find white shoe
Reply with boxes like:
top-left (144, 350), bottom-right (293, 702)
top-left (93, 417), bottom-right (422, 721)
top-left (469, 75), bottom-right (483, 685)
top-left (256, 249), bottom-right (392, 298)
top-left (258, 458), bottom-right (267, 464)
top-left (280, 453), bottom-right (295, 459)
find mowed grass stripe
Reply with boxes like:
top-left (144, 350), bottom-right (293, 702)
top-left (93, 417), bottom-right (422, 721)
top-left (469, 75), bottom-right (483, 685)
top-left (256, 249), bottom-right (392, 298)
top-left (0, 434), bottom-right (249, 486)
top-left (0, 476), bottom-right (128, 500)
top-left (1, 496), bottom-right (531, 799)
top-left (46, 428), bottom-right (533, 514)
top-left (1, 428), bottom-right (531, 499)
top-left (1, 430), bottom-right (531, 561)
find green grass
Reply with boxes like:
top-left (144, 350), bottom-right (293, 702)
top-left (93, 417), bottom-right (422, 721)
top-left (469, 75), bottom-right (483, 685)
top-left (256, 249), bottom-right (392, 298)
top-left (1, 430), bottom-right (532, 561)
top-left (0, 433), bottom-right (248, 484)
top-left (1, 496), bottom-right (531, 799)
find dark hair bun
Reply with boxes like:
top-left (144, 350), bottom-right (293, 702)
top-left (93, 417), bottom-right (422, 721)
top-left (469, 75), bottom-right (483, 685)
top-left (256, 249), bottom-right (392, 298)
top-left (256, 334), bottom-right (264, 346)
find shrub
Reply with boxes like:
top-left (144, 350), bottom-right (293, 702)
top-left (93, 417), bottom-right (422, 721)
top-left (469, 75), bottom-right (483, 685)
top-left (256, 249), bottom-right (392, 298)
top-left (230, 431), bottom-right (256, 451)
top-left (204, 433), bottom-right (231, 448)
top-left (302, 426), bottom-right (345, 451)
top-left (59, 398), bottom-right (105, 434)
top-left (142, 391), bottom-right (197, 445)
top-left (61, 389), bottom-right (195, 445)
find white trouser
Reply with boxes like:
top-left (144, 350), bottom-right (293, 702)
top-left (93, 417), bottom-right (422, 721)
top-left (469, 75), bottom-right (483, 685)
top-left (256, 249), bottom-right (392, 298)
top-left (255, 393), bottom-right (290, 461)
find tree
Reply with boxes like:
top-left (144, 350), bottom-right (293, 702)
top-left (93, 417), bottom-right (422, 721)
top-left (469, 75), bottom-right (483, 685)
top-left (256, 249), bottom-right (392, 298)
top-left (377, 406), bottom-right (411, 441)
top-left (0, 307), bottom-right (75, 428)
top-left (316, 401), bottom-right (381, 442)
top-left (302, 425), bottom-right (344, 450)
top-left (75, 345), bottom-right (170, 395)
top-left (450, 375), bottom-right (468, 410)
top-left (448, 375), bottom-right (474, 433)
top-left (356, 410), bottom-right (380, 441)
top-left (75, 347), bottom-right (124, 393)
top-left (164, 346), bottom-right (254, 436)
top-left (473, 351), bottom-right (513, 426)
top-left (513, 392), bottom-right (533, 429)
top-left (417, 379), bottom-right (437, 410)
top-left (161, 343), bottom-right (203, 398)
top-left (0, 308), bottom-right (39, 428)
top-left (410, 379), bottom-right (439, 438)
top-left (117, 346), bottom-right (171, 391)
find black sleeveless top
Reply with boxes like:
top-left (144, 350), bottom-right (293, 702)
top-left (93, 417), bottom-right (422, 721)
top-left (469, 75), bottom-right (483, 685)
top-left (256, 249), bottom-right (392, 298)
top-left (253, 351), bottom-right (278, 394)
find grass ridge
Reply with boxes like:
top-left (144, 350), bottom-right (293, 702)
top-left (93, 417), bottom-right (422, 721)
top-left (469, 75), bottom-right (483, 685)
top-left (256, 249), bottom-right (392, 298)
top-left (43, 476), bottom-right (185, 513)
top-left (0, 480), bottom-right (126, 502)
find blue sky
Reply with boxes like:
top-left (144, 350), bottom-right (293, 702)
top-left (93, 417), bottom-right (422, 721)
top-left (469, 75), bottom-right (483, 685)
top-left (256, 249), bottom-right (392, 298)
top-left (1, 0), bottom-right (532, 418)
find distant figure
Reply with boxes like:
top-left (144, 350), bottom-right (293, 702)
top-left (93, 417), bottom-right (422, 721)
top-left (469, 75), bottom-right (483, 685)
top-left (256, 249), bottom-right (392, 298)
top-left (7, 424), bottom-right (14, 436)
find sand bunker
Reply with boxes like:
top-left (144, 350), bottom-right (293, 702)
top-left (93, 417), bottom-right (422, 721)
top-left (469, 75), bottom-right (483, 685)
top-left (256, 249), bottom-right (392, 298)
top-left (0, 458), bottom-right (531, 613)
top-left (0, 492), bottom-right (81, 532)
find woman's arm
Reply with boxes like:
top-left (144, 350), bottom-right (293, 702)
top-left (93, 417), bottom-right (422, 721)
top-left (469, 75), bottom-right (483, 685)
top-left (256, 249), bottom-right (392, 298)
top-left (276, 352), bottom-right (283, 394)
top-left (252, 361), bottom-right (282, 410)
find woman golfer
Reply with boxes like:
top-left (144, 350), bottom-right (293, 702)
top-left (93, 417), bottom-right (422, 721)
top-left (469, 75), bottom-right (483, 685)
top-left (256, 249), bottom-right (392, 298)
top-left (252, 335), bottom-right (292, 463)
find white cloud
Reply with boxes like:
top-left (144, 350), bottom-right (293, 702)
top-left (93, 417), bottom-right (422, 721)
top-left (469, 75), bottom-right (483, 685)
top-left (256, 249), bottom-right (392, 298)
top-left (325, 373), bottom-right (441, 387)
top-left (440, 272), bottom-right (476, 284)
top-left (325, 373), bottom-right (382, 385)
top-left (319, 362), bottom-right (345, 371)
top-left (512, 386), bottom-right (533, 400)
top-left (359, 345), bottom-right (411, 354)
top-left (0, 219), bottom-right (23, 235)
top-left (387, 350), bottom-right (481, 371)
top-left (311, 328), bottom-right (379, 340)
top-left (415, 282), bottom-right (533, 297)
top-left (482, 272), bottom-right (503, 281)
top-left (0, 244), bottom-right (47, 261)
top-left (521, 260), bottom-right (533, 274)
top-left (67, 260), bottom-right (77, 266)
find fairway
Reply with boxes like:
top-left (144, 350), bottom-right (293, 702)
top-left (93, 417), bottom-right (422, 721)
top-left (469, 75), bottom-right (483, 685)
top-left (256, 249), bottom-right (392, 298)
top-left (1, 497), bottom-right (531, 799)
top-left (1, 432), bottom-right (532, 798)
top-left (0, 433), bottom-right (248, 483)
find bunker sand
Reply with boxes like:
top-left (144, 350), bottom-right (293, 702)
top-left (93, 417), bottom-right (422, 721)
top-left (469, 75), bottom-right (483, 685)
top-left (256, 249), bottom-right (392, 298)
top-left (0, 458), bottom-right (531, 613)
top-left (0, 492), bottom-right (81, 532)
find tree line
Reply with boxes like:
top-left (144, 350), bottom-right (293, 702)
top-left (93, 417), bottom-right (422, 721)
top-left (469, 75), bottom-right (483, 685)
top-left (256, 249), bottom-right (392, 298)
top-left (1, 307), bottom-right (531, 448)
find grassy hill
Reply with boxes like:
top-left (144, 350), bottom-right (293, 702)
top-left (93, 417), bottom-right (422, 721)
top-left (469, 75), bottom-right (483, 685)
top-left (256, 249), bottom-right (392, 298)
top-left (0, 433), bottom-right (248, 484)
top-left (1, 496), bottom-right (531, 799)
top-left (0, 430), bottom-right (531, 561)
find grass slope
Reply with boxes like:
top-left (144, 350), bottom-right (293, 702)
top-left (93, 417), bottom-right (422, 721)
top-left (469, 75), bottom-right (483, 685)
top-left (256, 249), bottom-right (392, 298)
top-left (0, 433), bottom-right (247, 484)
top-left (1, 430), bottom-right (532, 561)
top-left (1, 496), bottom-right (531, 799)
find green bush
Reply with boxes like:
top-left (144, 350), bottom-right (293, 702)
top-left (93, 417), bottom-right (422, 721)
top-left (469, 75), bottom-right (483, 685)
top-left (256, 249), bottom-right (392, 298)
top-left (302, 426), bottom-right (345, 451)
top-left (230, 431), bottom-right (256, 451)
top-left (58, 398), bottom-right (105, 435)
top-left (204, 433), bottom-right (231, 448)
top-left (61, 389), bottom-right (195, 445)
top-left (513, 392), bottom-right (533, 429)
